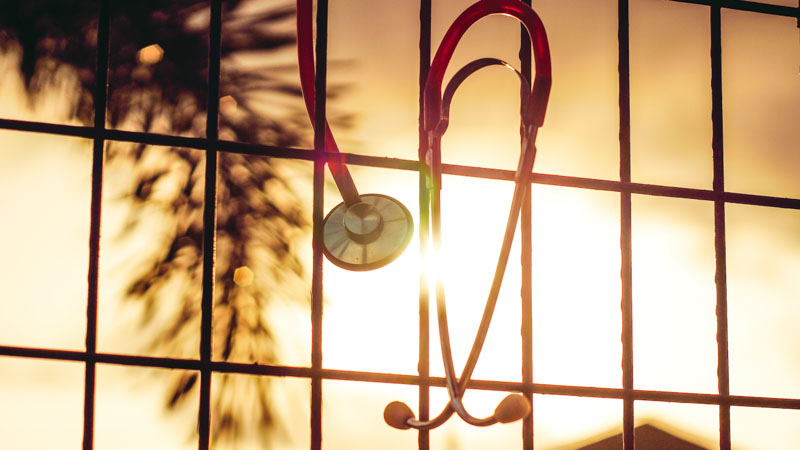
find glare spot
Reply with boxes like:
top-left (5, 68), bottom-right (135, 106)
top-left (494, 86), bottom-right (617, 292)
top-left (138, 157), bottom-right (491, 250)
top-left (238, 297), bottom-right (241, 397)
top-left (233, 266), bottom-right (254, 287)
top-left (137, 44), bottom-right (164, 65)
top-left (220, 95), bottom-right (238, 114)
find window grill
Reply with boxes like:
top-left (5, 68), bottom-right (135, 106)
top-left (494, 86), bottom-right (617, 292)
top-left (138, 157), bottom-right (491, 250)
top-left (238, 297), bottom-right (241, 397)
top-left (0, 0), bottom-right (799, 449)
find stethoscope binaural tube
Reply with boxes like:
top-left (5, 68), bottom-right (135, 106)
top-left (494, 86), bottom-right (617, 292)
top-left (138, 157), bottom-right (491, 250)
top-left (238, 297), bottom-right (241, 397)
top-left (384, 0), bottom-right (551, 431)
top-left (437, 57), bottom-right (533, 137)
top-left (387, 107), bottom-right (540, 431)
top-left (424, 0), bottom-right (551, 136)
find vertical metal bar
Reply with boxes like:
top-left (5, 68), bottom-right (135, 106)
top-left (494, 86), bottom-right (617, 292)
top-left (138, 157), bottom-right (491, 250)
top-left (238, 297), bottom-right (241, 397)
top-left (198, 1), bottom-right (222, 448)
top-left (311, 1), bottom-right (329, 449)
top-left (618, 0), bottom-right (635, 448)
top-left (417, 189), bottom-right (431, 450)
top-left (417, 1), bottom-right (432, 449)
top-left (710, 4), bottom-right (732, 449)
top-left (520, 187), bottom-right (533, 450)
top-left (310, 155), bottom-right (324, 450)
top-left (83, 1), bottom-right (111, 448)
top-left (519, 2), bottom-right (534, 448)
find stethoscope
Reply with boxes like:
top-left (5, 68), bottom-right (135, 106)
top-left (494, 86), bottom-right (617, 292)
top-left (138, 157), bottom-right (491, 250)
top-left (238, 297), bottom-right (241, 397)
top-left (296, 0), bottom-right (551, 430)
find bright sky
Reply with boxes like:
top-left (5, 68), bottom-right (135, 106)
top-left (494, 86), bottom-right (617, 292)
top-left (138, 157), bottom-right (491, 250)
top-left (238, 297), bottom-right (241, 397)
top-left (1, 0), bottom-right (800, 449)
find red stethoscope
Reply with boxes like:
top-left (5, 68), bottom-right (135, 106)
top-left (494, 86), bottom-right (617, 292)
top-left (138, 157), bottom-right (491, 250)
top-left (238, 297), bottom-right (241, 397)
top-left (296, 0), bottom-right (551, 430)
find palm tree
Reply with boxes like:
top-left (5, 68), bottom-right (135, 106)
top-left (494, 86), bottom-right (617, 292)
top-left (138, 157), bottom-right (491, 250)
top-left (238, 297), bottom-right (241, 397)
top-left (1, 0), bottom-right (312, 446)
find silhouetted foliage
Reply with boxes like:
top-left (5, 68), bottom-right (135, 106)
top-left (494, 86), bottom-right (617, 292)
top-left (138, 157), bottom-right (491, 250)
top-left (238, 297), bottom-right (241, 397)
top-left (1, 0), bottom-right (312, 446)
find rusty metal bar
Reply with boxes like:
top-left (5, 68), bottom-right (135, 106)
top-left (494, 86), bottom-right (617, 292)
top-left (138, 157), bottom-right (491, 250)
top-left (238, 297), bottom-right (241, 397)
top-left (670, 0), bottom-right (799, 19)
top-left (417, 1), bottom-right (432, 449)
top-left (310, 0), bottom-right (330, 448)
top-left (519, 1), bottom-right (534, 448)
top-left (1, 117), bottom-right (799, 209)
top-left (83, 0), bottom-right (111, 448)
top-left (710, 4), bottom-right (732, 449)
top-left (4, 344), bottom-right (800, 411)
top-left (198, 1), bottom-right (223, 448)
top-left (618, 0), bottom-right (635, 449)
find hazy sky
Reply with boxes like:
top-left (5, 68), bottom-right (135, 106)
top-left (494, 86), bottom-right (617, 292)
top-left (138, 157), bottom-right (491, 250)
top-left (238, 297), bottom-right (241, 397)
top-left (1, 0), bottom-right (799, 449)
top-left (320, 2), bottom-right (800, 447)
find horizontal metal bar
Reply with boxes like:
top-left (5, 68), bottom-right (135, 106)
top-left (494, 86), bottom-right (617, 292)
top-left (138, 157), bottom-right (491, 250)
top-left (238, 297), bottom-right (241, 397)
top-left (669, 0), bottom-right (800, 20)
top-left (0, 117), bottom-right (97, 139)
top-left (0, 117), bottom-right (417, 169)
top-left (0, 118), bottom-right (313, 160)
top-left (445, 164), bottom-right (800, 210)
top-left (2, 118), bottom-right (799, 210)
top-left (2, 344), bottom-right (799, 411)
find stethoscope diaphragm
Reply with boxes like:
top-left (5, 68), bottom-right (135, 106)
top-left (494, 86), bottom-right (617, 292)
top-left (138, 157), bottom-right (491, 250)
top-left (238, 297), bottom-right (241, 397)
top-left (322, 194), bottom-right (414, 271)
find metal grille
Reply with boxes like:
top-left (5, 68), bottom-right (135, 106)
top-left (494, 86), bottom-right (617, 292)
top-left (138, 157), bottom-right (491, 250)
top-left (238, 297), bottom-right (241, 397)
top-left (1, 0), bottom-right (799, 449)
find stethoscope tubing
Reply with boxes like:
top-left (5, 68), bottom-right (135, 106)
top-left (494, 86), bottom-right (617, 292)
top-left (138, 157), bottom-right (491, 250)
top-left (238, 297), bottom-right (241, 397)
top-left (295, 0), bottom-right (551, 431)
top-left (296, 0), bottom-right (361, 206)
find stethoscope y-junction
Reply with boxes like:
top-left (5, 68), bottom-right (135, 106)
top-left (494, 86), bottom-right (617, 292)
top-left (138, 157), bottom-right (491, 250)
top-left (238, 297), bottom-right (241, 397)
top-left (296, 0), bottom-right (551, 431)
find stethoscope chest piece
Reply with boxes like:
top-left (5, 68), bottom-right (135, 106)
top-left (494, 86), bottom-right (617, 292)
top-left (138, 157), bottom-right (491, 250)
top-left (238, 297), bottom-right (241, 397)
top-left (322, 194), bottom-right (414, 271)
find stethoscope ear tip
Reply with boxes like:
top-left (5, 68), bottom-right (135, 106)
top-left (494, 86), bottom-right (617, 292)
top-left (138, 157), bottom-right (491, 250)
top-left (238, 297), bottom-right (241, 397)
top-left (384, 401), bottom-right (415, 430)
top-left (494, 394), bottom-right (531, 424)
